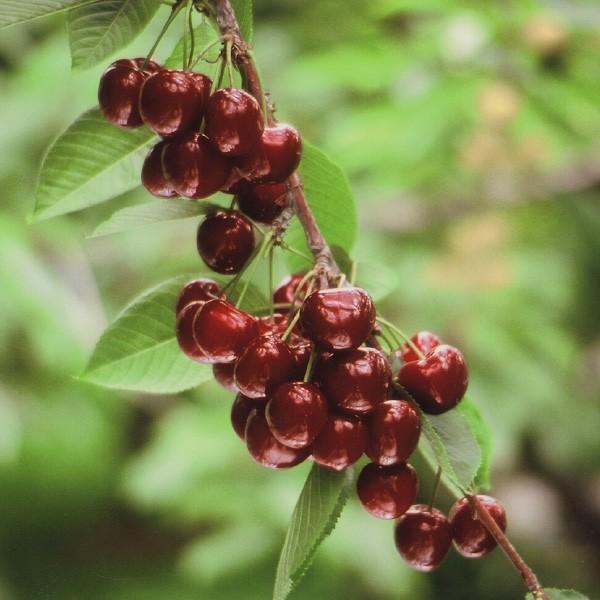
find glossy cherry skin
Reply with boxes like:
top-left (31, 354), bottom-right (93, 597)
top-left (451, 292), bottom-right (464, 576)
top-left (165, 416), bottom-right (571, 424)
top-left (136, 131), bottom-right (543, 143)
top-left (98, 58), bottom-right (160, 127)
top-left (397, 344), bottom-right (468, 415)
top-left (273, 272), bottom-right (308, 314)
top-left (139, 69), bottom-right (211, 137)
top-left (245, 408), bottom-right (309, 469)
top-left (366, 400), bottom-right (421, 466)
top-left (449, 495), bottom-right (507, 558)
top-left (234, 334), bottom-right (297, 399)
top-left (290, 338), bottom-right (313, 379)
top-left (266, 382), bottom-right (328, 448)
top-left (299, 287), bottom-right (376, 352)
top-left (317, 348), bottom-right (391, 415)
top-left (231, 393), bottom-right (264, 440)
top-left (193, 298), bottom-right (259, 363)
top-left (394, 505), bottom-right (453, 572)
top-left (205, 88), bottom-right (264, 156)
top-left (176, 302), bottom-right (208, 362)
top-left (311, 413), bottom-right (366, 471)
top-left (141, 140), bottom-right (177, 198)
top-left (399, 331), bottom-right (442, 363)
top-left (162, 132), bottom-right (231, 199)
top-left (357, 462), bottom-right (418, 519)
top-left (257, 313), bottom-right (288, 336)
top-left (213, 362), bottom-right (238, 392)
top-left (196, 210), bottom-right (255, 274)
top-left (175, 278), bottom-right (222, 315)
top-left (236, 182), bottom-right (287, 224)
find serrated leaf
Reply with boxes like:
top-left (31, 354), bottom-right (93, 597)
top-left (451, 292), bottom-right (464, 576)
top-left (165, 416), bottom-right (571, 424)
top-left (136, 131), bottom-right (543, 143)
top-left (284, 142), bottom-right (358, 272)
top-left (68, 0), bottom-right (162, 70)
top-left (0, 0), bottom-right (98, 28)
top-left (273, 464), bottom-right (353, 600)
top-left (526, 590), bottom-right (590, 600)
top-left (81, 275), bottom-right (267, 393)
top-left (230, 0), bottom-right (252, 42)
top-left (458, 397), bottom-right (492, 490)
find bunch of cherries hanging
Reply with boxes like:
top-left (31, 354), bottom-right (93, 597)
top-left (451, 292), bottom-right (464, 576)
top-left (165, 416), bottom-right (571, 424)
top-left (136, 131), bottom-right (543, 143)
top-left (97, 48), bottom-right (507, 573)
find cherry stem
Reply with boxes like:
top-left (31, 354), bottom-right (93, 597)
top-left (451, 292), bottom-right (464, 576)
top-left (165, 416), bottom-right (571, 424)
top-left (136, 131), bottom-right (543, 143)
top-left (428, 466), bottom-right (442, 511)
top-left (376, 317), bottom-right (425, 360)
top-left (268, 244), bottom-right (274, 321)
top-left (186, 0), bottom-right (196, 69)
top-left (280, 242), bottom-right (313, 263)
top-left (189, 37), bottom-right (223, 70)
top-left (282, 309), bottom-right (301, 342)
top-left (182, 0), bottom-right (190, 69)
top-left (225, 38), bottom-right (235, 86)
top-left (235, 232), bottom-right (274, 309)
top-left (286, 270), bottom-right (316, 325)
top-left (303, 349), bottom-right (317, 383)
top-left (143, 1), bottom-right (185, 69)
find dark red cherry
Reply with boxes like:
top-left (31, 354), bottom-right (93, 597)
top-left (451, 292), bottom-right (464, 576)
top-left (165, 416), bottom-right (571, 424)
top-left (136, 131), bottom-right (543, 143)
top-left (245, 408), bottom-right (309, 469)
top-left (397, 344), bottom-right (468, 415)
top-left (290, 338), bottom-right (313, 379)
top-left (317, 348), bottom-right (391, 415)
top-left (234, 334), bottom-right (297, 399)
top-left (366, 400), bottom-right (421, 466)
top-left (196, 210), bottom-right (255, 274)
top-left (139, 69), bottom-right (210, 137)
top-left (98, 58), bottom-right (160, 127)
top-left (162, 132), bottom-right (231, 199)
top-left (449, 495), bottom-right (507, 558)
top-left (231, 393), bottom-right (264, 440)
top-left (357, 462), bottom-right (418, 519)
top-left (236, 182), bottom-right (287, 224)
top-left (193, 298), bottom-right (259, 363)
top-left (257, 313), bottom-right (288, 336)
top-left (394, 505), bottom-right (452, 572)
top-left (213, 362), bottom-right (238, 392)
top-left (205, 88), bottom-right (264, 156)
top-left (399, 331), bottom-right (442, 363)
top-left (311, 413), bottom-right (366, 471)
top-left (175, 278), bottom-right (222, 315)
top-left (273, 272), bottom-right (309, 314)
top-left (299, 287), bottom-right (376, 352)
top-left (141, 140), bottom-right (177, 198)
top-left (176, 302), bottom-right (208, 363)
top-left (266, 382), bottom-right (328, 448)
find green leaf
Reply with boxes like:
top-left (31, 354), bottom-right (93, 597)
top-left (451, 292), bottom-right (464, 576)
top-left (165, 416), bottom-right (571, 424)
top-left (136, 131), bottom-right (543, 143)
top-left (32, 108), bottom-right (155, 221)
top-left (230, 0), bottom-right (253, 42)
top-left (458, 397), bottom-right (493, 490)
top-left (273, 464), bottom-right (353, 600)
top-left (81, 275), bottom-right (267, 393)
top-left (165, 21), bottom-right (220, 70)
top-left (284, 142), bottom-right (358, 272)
top-left (68, 0), bottom-right (162, 70)
top-left (0, 0), bottom-right (99, 28)
top-left (526, 590), bottom-right (590, 600)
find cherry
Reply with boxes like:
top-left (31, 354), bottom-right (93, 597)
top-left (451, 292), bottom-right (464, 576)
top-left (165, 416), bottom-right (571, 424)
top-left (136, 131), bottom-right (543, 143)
top-left (196, 210), bottom-right (255, 274)
top-left (397, 344), bottom-right (468, 415)
top-left (273, 272), bottom-right (309, 314)
top-left (399, 331), bottom-right (442, 363)
top-left (290, 338), bottom-right (313, 379)
top-left (175, 278), bottom-right (222, 315)
top-left (141, 140), bottom-right (177, 198)
top-left (299, 287), bottom-right (376, 352)
top-left (176, 302), bottom-right (208, 362)
top-left (162, 132), bottom-right (231, 199)
top-left (236, 182), bottom-right (287, 224)
top-left (193, 298), bottom-right (259, 363)
top-left (365, 400), bottom-right (421, 466)
top-left (213, 362), bottom-right (238, 392)
top-left (317, 348), bottom-right (391, 415)
top-left (311, 413), bottom-right (366, 471)
top-left (357, 462), bottom-right (418, 519)
top-left (205, 88), bottom-right (264, 157)
top-left (245, 408), bottom-right (309, 469)
top-left (231, 393), bottom-right (264, 440)
top-left (139, 69), bottom-right (211, 137)
top-left (257, 313), bottom-right (288, 336)
top-left (234, 334), bottom-right (297, 398)
top-left (266, 382), bottom-right (328, 449)
top-left (98, 58), bottom-right (160, 127)
top-left (449, 495), bottom-right (507, 558)
top-left (394, 505), bottom-right (452, 572)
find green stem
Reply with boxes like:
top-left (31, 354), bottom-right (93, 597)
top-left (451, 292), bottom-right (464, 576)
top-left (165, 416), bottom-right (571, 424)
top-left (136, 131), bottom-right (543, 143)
top-left (303, 349), bottom-right (317, 382)
top-left (376, 316), bottom-right (425, 360)
top-left (182, 0), bottom-right (190, 70)
top-left (143, 2), bottom-right (185, 68)
top-left (186, 0), bottom-right (196, 69)
top-left (429, 466), bottom-right (442, 511)
top-left (268, 244), bottom-right (275, 321)
top-left (280, 242), bottom-right (313, 263)
top-left (282, 309), bottom-right (301, 342)
top-left (235, 233), bottom-right (274, 308)
top-left (225, 39), bottom-right (235, 86)
top-left (189, 38), bottom-right (223, 70)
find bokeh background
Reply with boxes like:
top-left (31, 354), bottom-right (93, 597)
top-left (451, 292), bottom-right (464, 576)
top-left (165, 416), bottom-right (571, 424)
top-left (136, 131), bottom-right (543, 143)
top-left (1, 1), bottom-right (599, 598)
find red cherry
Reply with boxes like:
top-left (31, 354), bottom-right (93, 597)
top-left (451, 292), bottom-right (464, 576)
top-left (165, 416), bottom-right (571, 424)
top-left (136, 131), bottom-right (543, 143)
top-left (213, 362), bottom-right (238, 392)
top-left (366, 400), bottom-right (421, 466)
top-left (299, 287), bottom-right (376, 352)
top-left (394, 505), bottom-right (452, 572)
top-left (273, 272), bottom-right (309, 314)
top-left (317, 348), bottom-right (391, 415)
top-left (311, 413), bottom-right (366, 471)
top-left (245, 408), bottom-right (309, 469)
top-left (139, 69), bottom-right (210, 137)
top-left (196, 210), bottom-right (255, 274)
top-left (231, 393), bottom-right (264, 440)
top-left (176, 302), bottom-right (208, 362)
top-left (205, 88), bottom-right (264, 156)
top-left (175, 278), bottom-right (222, 315)
top-left (257, 313), bottom-right (288, 336)
top-left (266, 382), bottom-right (328, 448)
top-left (98, 58), bottom-right (160, 127)
top-left (357, 462), bottom-right (418, 519)
top-left (141, 140), bottom-right (177, 198)
top-left (290, 338), bottom-right (313, 379)
top-left (399, 331), bottom-right (442, 363)
top-left (449, 495), bottom-right (507, 558)
top-left (397, 344), bottom-right (468, 415)
top-left (237, 182), bottom-right (287, 224)
top-left (162, 132), bottom-right (231, 199)
top-left (234, 334), bottom-right (297, 399)
top-left (193, 298), bottom-right (259, 363)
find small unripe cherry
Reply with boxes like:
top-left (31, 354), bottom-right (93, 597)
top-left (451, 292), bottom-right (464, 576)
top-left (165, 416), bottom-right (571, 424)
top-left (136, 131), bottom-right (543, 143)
top-left (311, 413), bottom-right (366, 471)
top-left (231, 393), bottom-right (264, 440)
top-left (175, 278), bottom-right (222, 315)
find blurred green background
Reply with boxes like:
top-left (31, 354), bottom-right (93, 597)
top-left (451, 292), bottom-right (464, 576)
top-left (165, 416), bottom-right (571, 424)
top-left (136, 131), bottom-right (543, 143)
top-left (1, 1), bottom-right (599, 598)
